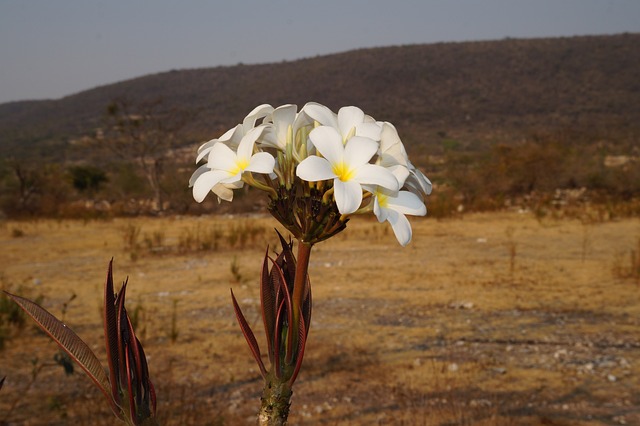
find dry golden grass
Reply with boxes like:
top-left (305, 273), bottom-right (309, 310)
top-left (1, 211), bottom-right (639, 425)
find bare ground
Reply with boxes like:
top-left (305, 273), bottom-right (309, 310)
top-left (1, 211), bottom-right (639, 425)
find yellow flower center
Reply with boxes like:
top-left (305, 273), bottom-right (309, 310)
top-left (376, 190), bottom-right (389, 208)
top-left (231, 157), bottom-right (249, 175)
top-left (332, 162), bottom-right (355, 182)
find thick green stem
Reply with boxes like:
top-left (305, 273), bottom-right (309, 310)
top-left (258, 375), bottom-right (293, 426)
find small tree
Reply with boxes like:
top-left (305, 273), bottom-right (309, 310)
top-left (97, 97), bottom-right (191, 212)
top-left (0, 159), bottom-right (70, 217)
top-left (68, 165), bottom-right (108, 195)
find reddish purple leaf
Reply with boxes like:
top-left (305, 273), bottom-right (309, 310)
top-left (4, 292), bottom-right (118, 416)
top-left (231, 289), bottom-right (267, 379)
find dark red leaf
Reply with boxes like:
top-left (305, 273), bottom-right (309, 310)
top-left (273, 298), bottom-right (287, 380)
top-left (103, 260), bottom-right (121, 406)
top-left (288, 307), bottom-right (308, 386)
top-left (230, 289), bottom-right (267, 379)
top-left (4, 291), bottom-right (119, 417)
top-left (260, 247), bottom-right (276, 364)
top-left (271, 260), bottom-right (294, 365)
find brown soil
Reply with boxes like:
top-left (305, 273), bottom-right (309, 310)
top-left (1, 211), bottom-right (639, 425)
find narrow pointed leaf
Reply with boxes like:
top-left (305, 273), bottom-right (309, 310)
top-left (103, 260), bottom-right (121, 406)
top-left (148, 377), bottom-right (157, 416)
top-left (276, 231), bottom-right (296, 287)
top-left (116, 282), bottom-right (130, 390)
top-left (260, 247), bottom-right (276, 364)
top-left (125, 346), bottom-right (137, 425)
top-left (302, 277), bottom-right (312, 339)
top-left (271, 260), bottom-right (294, 365)
top-left (4, 292), bottom-right (115, 410)
top-left (288, 307), bottom-right (308, 386)
top-left (125, 314), bottom-right (145, 413)
top-left (273, 298), bottom-right (287, 380)
top-left (230, 289), bottom-right (267, 378)
top-left (271, 257), bottom-right (284, 311)
top-left (135, 338), bottom-right (156, 417)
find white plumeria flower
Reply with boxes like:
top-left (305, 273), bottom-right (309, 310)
top-left (303, 103), bottom-right (381, 143)
top-left (195, 104), bottom-right (274, 163)
top-left (192, 126), bottom-right (275, 203)
top-left (259, 104), bottom-right (314, 152)
top-left (189, 164), bottom-right (242, 202)
top-left (370, 187), bottom-right (426, 246)
top-left (296, 126), bottom-right (398, 215)
top-left (378, 122), bottom-right (410, 167)
top-left (378, 122), bottom-right (432, 199)
top-left (405, 167), bottom-right (432, 199)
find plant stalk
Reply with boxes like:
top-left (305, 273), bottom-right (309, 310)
top-left (258, 374), bottom-right (293, 426)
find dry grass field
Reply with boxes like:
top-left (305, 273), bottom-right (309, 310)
top-left (1, 211), bottom-right (639, 425)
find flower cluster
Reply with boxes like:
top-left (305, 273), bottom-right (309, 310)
top-left (190, 103), bottom-right (431, 246)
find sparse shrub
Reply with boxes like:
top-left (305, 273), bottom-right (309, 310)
top-left (10, 227), bottom-right (24, 238)
top-left (178, 223), bottom-right (223, 253)
top-left (143, 230), bottom-right (166, 253)
top-left (169, 299), bottom-right (179, 343)
top-left (200, 225), bottom-right (223, 251)
top-left (0, 284), bottom-right (43, 350)
top-left (505, 227), bottom-right (517, 279)
top-left (426, 187), bottom-right (459, 219)
top-left (121, 222), bottom-right (141, 255)
top-left (129, 299), bottom-right (147, 341)
top-left (227, 220), bottom-right (266, 249)
top-left (612, 237), bottom-right (640, 285)
top-left (230, 256), bottom-right (243, 284)
top-left (67, 165), bottom-right (108, 194)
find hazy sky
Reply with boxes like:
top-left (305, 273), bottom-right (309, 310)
top-left (1, 0), bottom-right (639, 104)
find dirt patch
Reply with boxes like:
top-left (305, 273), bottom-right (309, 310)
top-left (1, 212), bottom-right (639, 425)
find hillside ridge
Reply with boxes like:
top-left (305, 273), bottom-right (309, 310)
top-left (1, 33), bottom-right (638, 160)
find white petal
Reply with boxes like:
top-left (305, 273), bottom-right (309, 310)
top-left (272, 104), bottom-right (297, 146)
top-left (197, 137), bottom-right (218, 154)
top-left (373, 197), bottom-right (388, 223)
top-left (256, 125), bottom-right (279, 149)
top-left (379, 145), bottom-right (409, 168)
top-left (220, 171), bottom-right (242, 184)
top-left (344, 136), bottom-right (378, 168)
top-left (387, 209), bottom-right (412, 246)
top-left (379, 123), bottom-right (409, 167)
top-left (292, 108), bottom-right (314, 131)
top-left (211, 183), bottom-right (235, 202)
top-left (208, 143), bottom-right (238, 173)
top-left (219, 124), bottom-right (243, 148)
top-left (296, 156), bottom-right (337, 181)
top-left (303, 103), bottom-right (338, 129)
top-left (356, 122), bottom-right (382, 141)
top-left (390, 165), bottom-right (410, 187)
top-left (354, 164), bottom-right (399, 192)
top-left (409, 167), bottom-right (433, 195)
top-left (192, 169), bottom-right (232, 202)
top-left (236, 126), bottom-right (264, 161)
top-left (242, 104), bottom-right (274, 129)
top-left (309, 126), bottom-right (344, 166)
top-left (387, 191), bottom-right (427, 216)
top-left (379, 122), bottom-right (402, 152)
top-left (337, 106), bottom-right (364, 137)
top-left (334, 178), bottom-right (363, 215)
top-left (246, 152), bottom-right (275, 174)
top-left (189, 163), bottom-right (210, 187)
top-left (196, 142), bottom-right (216, 164)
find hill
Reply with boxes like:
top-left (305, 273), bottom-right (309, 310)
top-left (1, 33), bottom-right (639, 162)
